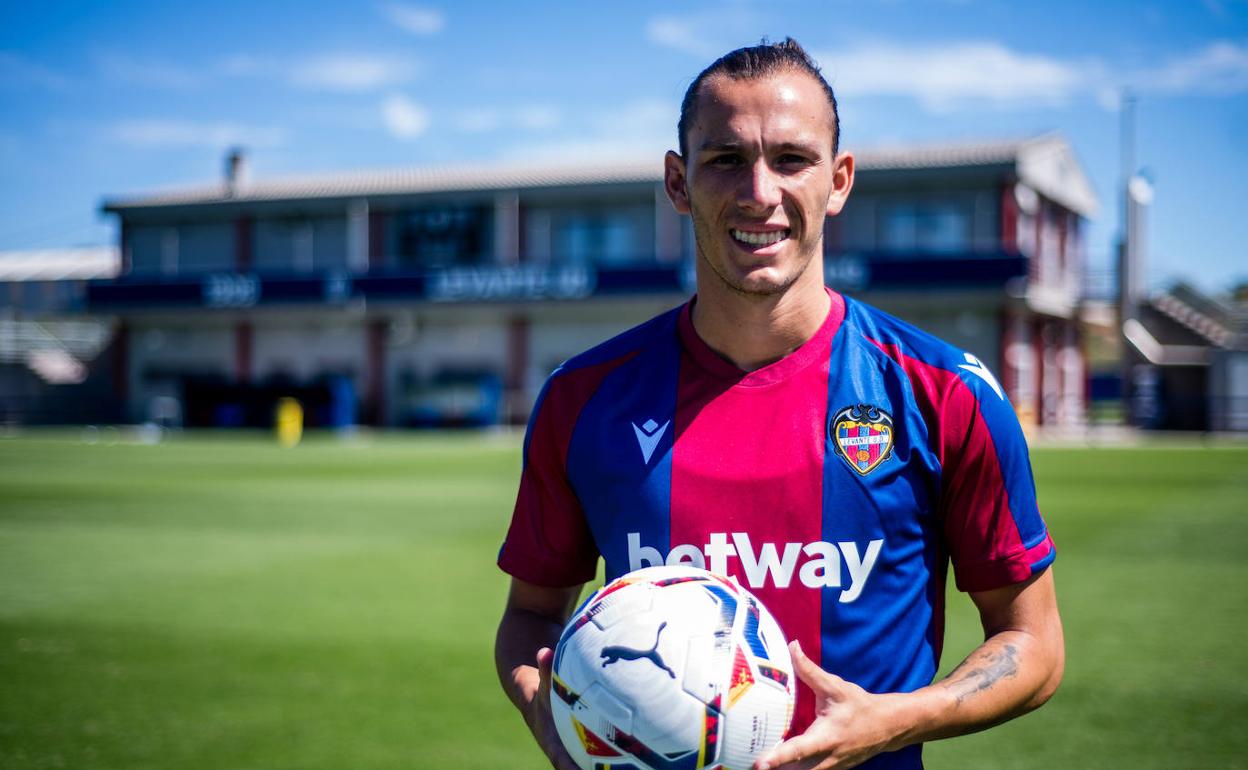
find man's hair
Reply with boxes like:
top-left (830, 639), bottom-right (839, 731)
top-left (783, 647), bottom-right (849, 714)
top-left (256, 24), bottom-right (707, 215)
top-left (677, 37), bottom-right (840, 159)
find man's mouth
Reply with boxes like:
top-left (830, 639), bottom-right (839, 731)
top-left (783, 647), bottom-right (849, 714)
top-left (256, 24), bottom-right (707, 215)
top-left (730, 228), bottom-right (790, 247)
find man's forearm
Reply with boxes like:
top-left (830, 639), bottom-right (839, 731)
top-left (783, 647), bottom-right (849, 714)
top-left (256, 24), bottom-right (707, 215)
top-left (494, 606), bottom-right (565, 711)
top-left (496, 579), bottom-right (585, 770)
top-left (885, 627), bottom-right (1062, 750)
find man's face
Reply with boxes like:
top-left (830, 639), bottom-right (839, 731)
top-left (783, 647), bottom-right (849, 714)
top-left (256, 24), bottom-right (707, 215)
top-left (665, 69), bottom-right (853, 298)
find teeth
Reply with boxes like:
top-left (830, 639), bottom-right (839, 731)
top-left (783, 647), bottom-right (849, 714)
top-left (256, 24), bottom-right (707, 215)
top-left (731, 228), bottom-right (789, 246)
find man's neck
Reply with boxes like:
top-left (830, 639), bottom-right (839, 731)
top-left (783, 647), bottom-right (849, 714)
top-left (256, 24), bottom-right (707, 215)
top-left (690, 271), bottom-right (832, 373)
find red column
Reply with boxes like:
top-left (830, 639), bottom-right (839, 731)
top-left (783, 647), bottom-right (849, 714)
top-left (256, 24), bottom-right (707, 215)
top-left (999, 307), bottom-right (1014, 402)
top-left (1033, 318), bottom-right (1045, 426)
top-left (1080, 321), bottom-right (1091, 422)
top-left (517, 203), bottom-right (527, 261)
top-left (1030, 197), bottom-right (1045, 286)
top-left (235, 321), bottom-right (253, 384)
top-left (119, 222), bottom-right (132, 275)
top-left (368, 211), bottom-right (387, 272)
top-left (506, 314), bottom-right (530, 425)
top-left (112, 321), bottom-right (129, 418)
top-left (1053, 322), bottom-right (1065, 426)
top-left (1057, 208), bottom-right (1068, 277)
top-left (1000, 181), bottom-right (1018, 252)
top-left (367, 319), bottom-right (387, 426)
top-left (234, 216), bottom-right (253, 272)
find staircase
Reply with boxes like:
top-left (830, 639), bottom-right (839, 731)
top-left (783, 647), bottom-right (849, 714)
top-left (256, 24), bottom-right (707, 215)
top-left (1151, 283), bottom-right (1248, 351)
top-left (0, 318), bottom-right (115, 384)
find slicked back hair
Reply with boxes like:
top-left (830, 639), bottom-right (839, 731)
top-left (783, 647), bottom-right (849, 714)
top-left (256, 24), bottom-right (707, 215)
top-left (677, 37), bottom-right (840, 160)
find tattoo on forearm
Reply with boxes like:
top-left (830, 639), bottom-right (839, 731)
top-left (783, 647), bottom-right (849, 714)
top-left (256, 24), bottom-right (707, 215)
top-left (944, 644), bottom-right (1020, 705)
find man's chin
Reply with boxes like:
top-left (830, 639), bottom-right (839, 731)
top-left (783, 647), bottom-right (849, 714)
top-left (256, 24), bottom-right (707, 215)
top-left (722, 270), bottom-right (797, 298)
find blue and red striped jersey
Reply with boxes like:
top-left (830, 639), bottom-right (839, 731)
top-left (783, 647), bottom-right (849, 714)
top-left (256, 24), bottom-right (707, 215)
top-left (498, 290), bottom-right (1055, 769)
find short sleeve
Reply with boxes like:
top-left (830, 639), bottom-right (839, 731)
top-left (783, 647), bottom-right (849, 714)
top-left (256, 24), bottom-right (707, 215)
top-left (937, 364), bottom-right (1055, 593)
top-left (497, 371), bottom-right (601, 588)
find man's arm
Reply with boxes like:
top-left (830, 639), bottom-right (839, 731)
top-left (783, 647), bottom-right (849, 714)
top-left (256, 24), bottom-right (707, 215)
top-left (756, 568), bottom-right (1063, 770)
top-left (495, 576), bottom-right (585, 770)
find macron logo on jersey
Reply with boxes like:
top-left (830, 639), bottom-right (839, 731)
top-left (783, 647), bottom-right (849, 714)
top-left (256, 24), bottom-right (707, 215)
top-left (958, 353), bottom-right (1005, 400)
top-left (632, 419), bottom-right (669, 464)
top-left (628, 532), bottom-right (883, 603)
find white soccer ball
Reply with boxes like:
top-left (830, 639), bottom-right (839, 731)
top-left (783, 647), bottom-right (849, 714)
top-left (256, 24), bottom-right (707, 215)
top-left (550, 565), bottom-right (795, 770)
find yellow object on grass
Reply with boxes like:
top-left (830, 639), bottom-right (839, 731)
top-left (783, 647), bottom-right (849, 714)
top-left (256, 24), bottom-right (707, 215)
top-left (276, 397), bottom-right (303, 448)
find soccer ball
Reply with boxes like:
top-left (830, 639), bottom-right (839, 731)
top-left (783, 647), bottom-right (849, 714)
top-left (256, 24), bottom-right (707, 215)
top-left (550, 565), bottom-right (795, 770)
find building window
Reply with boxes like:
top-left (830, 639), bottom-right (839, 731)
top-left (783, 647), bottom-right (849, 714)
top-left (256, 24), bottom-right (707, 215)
top-left (161, 228), bottom-right (179, 275)
top-left (548, 206), bottom-right (652, 266)
top-left (879, 201), bottom-right (970, 253)
top-left (396, 205), bottom-right (492, 268)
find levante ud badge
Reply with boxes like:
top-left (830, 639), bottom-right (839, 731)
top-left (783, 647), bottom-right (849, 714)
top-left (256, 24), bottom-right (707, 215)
top-left (831, 404), bottom-right (895, 475)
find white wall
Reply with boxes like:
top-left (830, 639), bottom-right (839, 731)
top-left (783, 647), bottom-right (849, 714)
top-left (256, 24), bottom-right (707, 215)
top-left (385, 316), bottom-right (509, 424)
top-left (128, 321), bottom-right (234, 420)
top-left (251, 320), bottom-right (366, 386)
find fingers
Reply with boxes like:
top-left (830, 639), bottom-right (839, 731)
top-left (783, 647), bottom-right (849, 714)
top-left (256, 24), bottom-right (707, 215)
top-left (536, 646), bottom-right (555, 688)
top-left (531, 648), bottom-right (581, 770)
top-left (789, 641), bottom-right (846, 694)
top-left (536, 646), bottom-right (554, 667)
top-left (754, 732), bottom-right (825, 770)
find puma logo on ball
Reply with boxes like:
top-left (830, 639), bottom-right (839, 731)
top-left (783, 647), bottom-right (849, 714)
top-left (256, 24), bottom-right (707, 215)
top-left (600, 621), bottom-right (676, 678)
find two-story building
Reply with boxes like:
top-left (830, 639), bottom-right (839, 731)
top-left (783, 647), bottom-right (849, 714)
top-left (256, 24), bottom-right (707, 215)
top-left (90, 134), bottom-right (1096, 430)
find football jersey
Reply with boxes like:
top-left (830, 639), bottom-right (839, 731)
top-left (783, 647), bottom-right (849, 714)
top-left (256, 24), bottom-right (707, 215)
top-left (498, 290), bottom-right (1055, 769)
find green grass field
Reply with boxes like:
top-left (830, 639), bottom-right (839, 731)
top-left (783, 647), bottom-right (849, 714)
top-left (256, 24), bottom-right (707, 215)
top-left (1, 431), bottom-right (1245, 769)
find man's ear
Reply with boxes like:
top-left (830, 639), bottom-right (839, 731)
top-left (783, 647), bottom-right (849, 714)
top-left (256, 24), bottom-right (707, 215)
top-left (664, 150), bottom-right (691, 215)
top-left (826, 151), bottom-right (855, 217)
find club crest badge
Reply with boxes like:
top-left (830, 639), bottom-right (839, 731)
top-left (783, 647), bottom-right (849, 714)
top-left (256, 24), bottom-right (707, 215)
top-left (830, 404), bottom-right (895, 475)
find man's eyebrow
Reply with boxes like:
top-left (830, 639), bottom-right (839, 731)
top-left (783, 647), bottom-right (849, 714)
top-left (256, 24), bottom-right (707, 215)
top-left (696, 139), bottom-right (825, 154)
top-left (697, 140), bottom-right (744, 153)
top-left (772, 140), bottom-right (824, 155)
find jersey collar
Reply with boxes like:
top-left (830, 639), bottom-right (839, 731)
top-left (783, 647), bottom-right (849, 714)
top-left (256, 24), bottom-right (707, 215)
top-left (677, 287), bottom-right (846, 387)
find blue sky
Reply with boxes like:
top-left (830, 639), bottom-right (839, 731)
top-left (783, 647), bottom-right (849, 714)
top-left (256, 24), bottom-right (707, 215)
top-left (2, 0), bottom-right (1245, 292)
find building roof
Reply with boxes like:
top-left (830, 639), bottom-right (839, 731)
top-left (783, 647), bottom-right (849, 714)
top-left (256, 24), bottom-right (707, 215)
top-left (0, 247), bottom-right (120, 281)
top-left (855, 134), bottom-right (1099, 217)
top-left (101, 134), bottom-right (1098, 218)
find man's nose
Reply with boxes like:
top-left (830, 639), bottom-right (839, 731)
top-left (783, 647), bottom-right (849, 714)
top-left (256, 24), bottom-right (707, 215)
top-left (738, 160), bottom-right (783, 211)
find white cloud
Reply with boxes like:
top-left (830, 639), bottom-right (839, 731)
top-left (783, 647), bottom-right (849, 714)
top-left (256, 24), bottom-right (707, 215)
top-left (218, 53), bottom-right (265, 78)
top-left (454, 108), bottom-right (502, 133)
top-left (451, 105), bottom-right (562, 133)
top-left (515, 105), bottom-right (561, 130)
top-left (589, 98), bottom-right (677, 138)
top-left (380, 3), bottom-right (446, 35)
top-left (1200, 0), bottom-right (1248, 19)
top-left (645, 16), bottom-right (721, 59)
top-left (0, 51), bottom-right (71, 91)
top-left (381, 94), bottom-right (430, 138)
top-left (113, 120), bottom-right (287, 148)
top-left (292, 54), bottom-right (420, 92)
top-left (500, 98), bottom-right (676, 163)
top-left (215, 52), bottom-right (421, 92)
top-left (803, 38), bottom-right (1248, 114)
top-left (644, 6), bottom-right (766, 59)
top-left (95, 52), bottom-right (200, 89)
top-left (1140, 40), bottom-right (1248, 95)
top-left (815, 41), bottom-right (1093, 111)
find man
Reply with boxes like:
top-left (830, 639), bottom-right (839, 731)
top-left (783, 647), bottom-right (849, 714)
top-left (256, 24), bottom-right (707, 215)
top-left (495, 38), bottom-right (1063, 770)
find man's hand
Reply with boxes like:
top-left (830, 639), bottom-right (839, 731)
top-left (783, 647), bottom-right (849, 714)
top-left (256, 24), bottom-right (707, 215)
top-left (755, 570), bottom-right (1063, 769)
top-left (754, 642), bottom-right (906, 770)
top-left (495, 578), bottom-right (585, 770)
top-left (522, 646), bottom-right (580, 770)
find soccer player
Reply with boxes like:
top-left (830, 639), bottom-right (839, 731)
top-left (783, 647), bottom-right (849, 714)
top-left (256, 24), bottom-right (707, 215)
top-left (495, 38), bottom-right (1063, 770)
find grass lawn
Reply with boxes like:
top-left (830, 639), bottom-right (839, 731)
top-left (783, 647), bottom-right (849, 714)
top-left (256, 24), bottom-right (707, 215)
top-left (1, 431), bottom-right (1245, 769)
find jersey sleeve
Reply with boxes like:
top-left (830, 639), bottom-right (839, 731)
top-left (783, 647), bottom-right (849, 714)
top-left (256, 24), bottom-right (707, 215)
top-left (936, 361), bottom-right (1055, 593)
top-left (497, 371), bottom-right (601, 588)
